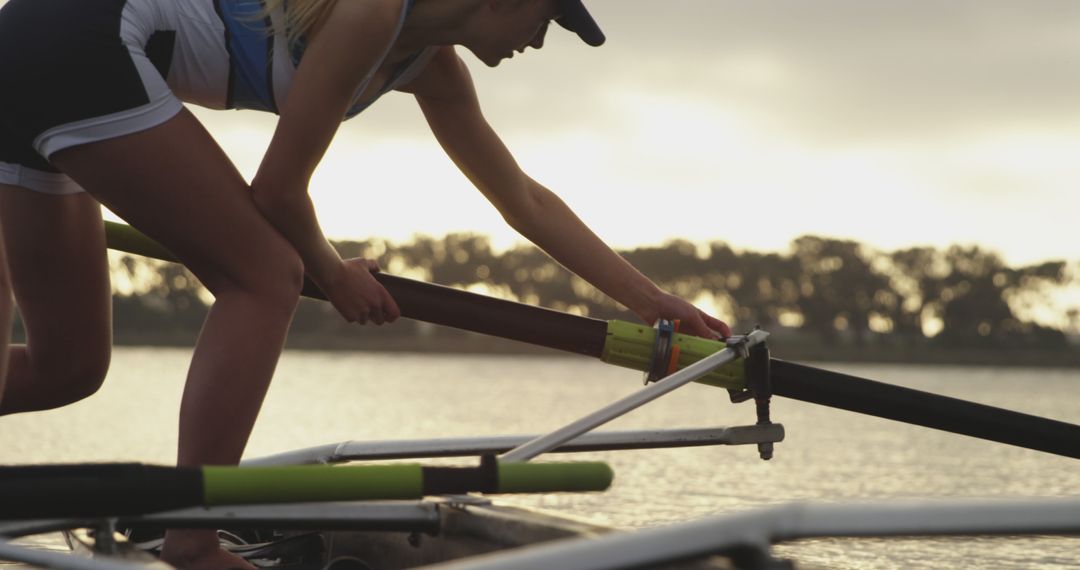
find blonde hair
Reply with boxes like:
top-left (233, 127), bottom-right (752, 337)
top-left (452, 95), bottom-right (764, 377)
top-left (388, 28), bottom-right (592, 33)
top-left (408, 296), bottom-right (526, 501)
top-left (261, 0), bottom-right (337, 42)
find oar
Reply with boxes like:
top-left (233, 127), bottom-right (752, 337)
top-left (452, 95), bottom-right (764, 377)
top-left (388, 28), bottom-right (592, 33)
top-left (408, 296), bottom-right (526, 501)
top-left (104, 222), bottom-right (1080, 460)
top-left (0, 461), bottom-right (612, 519)
top-left (105, 222), bottom-right (744, 388)
top-left (769, 360), bottom-right (1080, 458)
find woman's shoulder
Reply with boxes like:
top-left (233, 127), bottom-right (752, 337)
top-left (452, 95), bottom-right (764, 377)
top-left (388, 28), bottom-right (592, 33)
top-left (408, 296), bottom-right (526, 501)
top-left (320, 0), bottom-right (406, 31)
top-left (303, 0), bottom-right (407, 67)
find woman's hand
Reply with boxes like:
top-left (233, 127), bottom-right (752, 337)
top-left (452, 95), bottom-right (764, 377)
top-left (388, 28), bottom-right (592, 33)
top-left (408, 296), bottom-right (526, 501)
top-left (640, 292), bottom-right (732, 340)
top-left (319, 258), bottom-right (401, 325)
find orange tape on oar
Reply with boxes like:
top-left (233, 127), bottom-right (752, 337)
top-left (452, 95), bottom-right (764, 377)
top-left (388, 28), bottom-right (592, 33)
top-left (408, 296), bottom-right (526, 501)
top-left (644, 319), bottom-right (683, 384)
top-left (665, 320), bottom-right (682, 376)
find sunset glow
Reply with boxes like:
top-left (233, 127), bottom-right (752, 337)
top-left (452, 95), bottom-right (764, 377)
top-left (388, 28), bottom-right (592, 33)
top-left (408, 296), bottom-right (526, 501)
top-left (171, 1), bottom-right (1080, 270)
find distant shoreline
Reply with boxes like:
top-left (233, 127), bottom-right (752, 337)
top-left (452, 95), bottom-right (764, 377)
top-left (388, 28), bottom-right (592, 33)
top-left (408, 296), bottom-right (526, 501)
top-left (106, 330), bottom-right (1080, 369)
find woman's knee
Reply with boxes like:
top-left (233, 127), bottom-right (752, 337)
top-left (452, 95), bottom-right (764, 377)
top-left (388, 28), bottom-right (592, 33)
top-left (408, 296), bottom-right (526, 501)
top-left (63, 347), bottom-right (111, 403)
top-left (208, 243), bottom-right (304, 317)
top-left (250, 244), bottom-right (304, 309)
top-left (30, 342), bottom-right (112, 407)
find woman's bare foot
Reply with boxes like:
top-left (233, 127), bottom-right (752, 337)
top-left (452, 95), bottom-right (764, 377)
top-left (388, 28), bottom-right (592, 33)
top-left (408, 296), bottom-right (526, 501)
top-left (159, 529), bottom-right (255, 570)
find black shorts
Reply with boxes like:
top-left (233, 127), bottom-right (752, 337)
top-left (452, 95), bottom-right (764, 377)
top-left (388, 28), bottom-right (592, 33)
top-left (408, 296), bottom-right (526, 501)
top-left (0, 0), bottom-right (183, 194)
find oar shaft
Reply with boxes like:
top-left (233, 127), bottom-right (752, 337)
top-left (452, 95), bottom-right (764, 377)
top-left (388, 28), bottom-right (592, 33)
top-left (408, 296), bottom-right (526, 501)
top-left (105, 221), bottom-right (608, 357)
top-left (0, 463), bottom-right (202, 519)
top-left (368, 274), bottom-right (607, 357)
top-left (0, 462), bottom-right (613, 519)
top-left (771, 360), bottom-right (1080, 459)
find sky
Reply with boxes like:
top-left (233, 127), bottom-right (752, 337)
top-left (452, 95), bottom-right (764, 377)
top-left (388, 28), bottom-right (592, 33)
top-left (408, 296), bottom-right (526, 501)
top-left (185, 0), bottom-right (1080, 271)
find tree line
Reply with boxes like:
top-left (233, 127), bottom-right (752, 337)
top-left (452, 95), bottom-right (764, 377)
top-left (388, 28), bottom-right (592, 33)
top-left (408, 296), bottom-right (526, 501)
top-left (90, 234), bottom-right (1077, 354)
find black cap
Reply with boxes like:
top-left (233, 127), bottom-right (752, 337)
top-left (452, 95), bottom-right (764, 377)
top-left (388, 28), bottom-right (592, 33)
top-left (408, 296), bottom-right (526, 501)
top-left (555, 0), bottom-right (605, 46)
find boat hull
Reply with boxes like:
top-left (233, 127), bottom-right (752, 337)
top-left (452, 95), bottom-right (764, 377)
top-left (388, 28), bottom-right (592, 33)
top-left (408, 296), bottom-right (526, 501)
top-left (317, 502), bottom-right (734, 569)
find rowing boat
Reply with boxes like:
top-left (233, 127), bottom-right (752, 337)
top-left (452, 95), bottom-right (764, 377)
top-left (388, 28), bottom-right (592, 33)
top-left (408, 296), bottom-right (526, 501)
top-left (4, 471), bottom-right (1078, 569)
top-left (2, 424), bottom-right (1078, 568)
top-left (0, 223), bottom-right (1077, 569)
top-left (0, 425), bottom-right (776, 569)
top-left (12, 499), bottom-right (740, 569)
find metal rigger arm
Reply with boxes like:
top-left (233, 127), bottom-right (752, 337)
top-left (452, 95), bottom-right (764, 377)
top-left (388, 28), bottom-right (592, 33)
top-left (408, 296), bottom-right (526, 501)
top-left (499, 330), bottom-right (775, 463)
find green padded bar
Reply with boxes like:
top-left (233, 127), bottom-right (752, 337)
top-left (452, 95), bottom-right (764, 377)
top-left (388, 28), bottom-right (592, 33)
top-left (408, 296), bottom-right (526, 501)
top-left (202, 465), bottom-right (424, 505)
top-left (600, 320), bottom-right (746, 389)
top-left (497, 461), bottom-right (613, 493)
top-left (202, 462), bottom-right (613, 505)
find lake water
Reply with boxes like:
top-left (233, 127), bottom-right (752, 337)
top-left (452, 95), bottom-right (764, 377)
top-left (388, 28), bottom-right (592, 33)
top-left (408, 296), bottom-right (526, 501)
top-left (1, 347), bottom-right (1078, 569)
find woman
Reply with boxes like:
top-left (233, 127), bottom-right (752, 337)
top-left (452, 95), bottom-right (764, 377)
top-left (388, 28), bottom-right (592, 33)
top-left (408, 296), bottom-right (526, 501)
top-left (0, 0), bottom-right (732, 567)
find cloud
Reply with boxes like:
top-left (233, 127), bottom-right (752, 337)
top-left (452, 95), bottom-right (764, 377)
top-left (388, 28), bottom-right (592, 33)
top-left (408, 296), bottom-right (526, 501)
top-left (186, 1), bottom-right (1080, 266)
top-left (350, 1), bottom-right (1080, 148)
top-left (601, 1), bottom-right (1080, 144)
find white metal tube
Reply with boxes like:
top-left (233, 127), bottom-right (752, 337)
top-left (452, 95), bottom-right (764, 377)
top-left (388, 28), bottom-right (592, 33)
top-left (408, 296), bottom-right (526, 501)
top-left (241, 442), bottom-right (347, 466)
top-left (243, 426), bottom-right (785, 466)
top-left (0, 539), bottom-right (152, 570)
top-left (128, 502), bottom-right (440, 531)
top-left (425, 496), bottom-right (1080, 570)
top-left (500, 330), bottom-right (769, 463)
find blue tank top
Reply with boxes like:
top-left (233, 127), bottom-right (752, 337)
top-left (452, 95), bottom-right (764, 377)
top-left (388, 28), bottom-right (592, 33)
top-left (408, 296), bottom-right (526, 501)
top-left (211, 0), bottom-right (433, 117)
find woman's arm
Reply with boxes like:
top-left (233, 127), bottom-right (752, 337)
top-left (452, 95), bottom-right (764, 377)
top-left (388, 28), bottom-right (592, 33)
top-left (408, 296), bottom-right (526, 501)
top-left (250, 0), bottom-right (402, 324)
top-left (400, 47), bottom-right (730, 338)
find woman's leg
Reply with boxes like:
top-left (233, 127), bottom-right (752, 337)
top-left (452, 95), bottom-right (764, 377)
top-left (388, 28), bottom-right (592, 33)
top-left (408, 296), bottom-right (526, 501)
top-left (0, 223), bottom-right (12, 405)
top-left (50, 108), bottom-right (304, 569)
top-left (0, 188), bottom-right (111, 415)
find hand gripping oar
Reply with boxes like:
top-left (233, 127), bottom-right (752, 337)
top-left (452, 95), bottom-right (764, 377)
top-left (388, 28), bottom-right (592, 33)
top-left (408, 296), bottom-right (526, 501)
top-left (104, 222), bottom-right (1080, 460)
top-left (0, 461), bottom-right (612, 520)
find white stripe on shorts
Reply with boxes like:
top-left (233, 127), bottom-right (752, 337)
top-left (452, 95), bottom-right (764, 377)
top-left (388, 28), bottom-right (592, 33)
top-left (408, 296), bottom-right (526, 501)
top-left (32, 0), bottom-right (186, 160)
top-left (0, 161), bottom-right (85, 195)
top-left (33, 90), bottom-right (183, 160)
